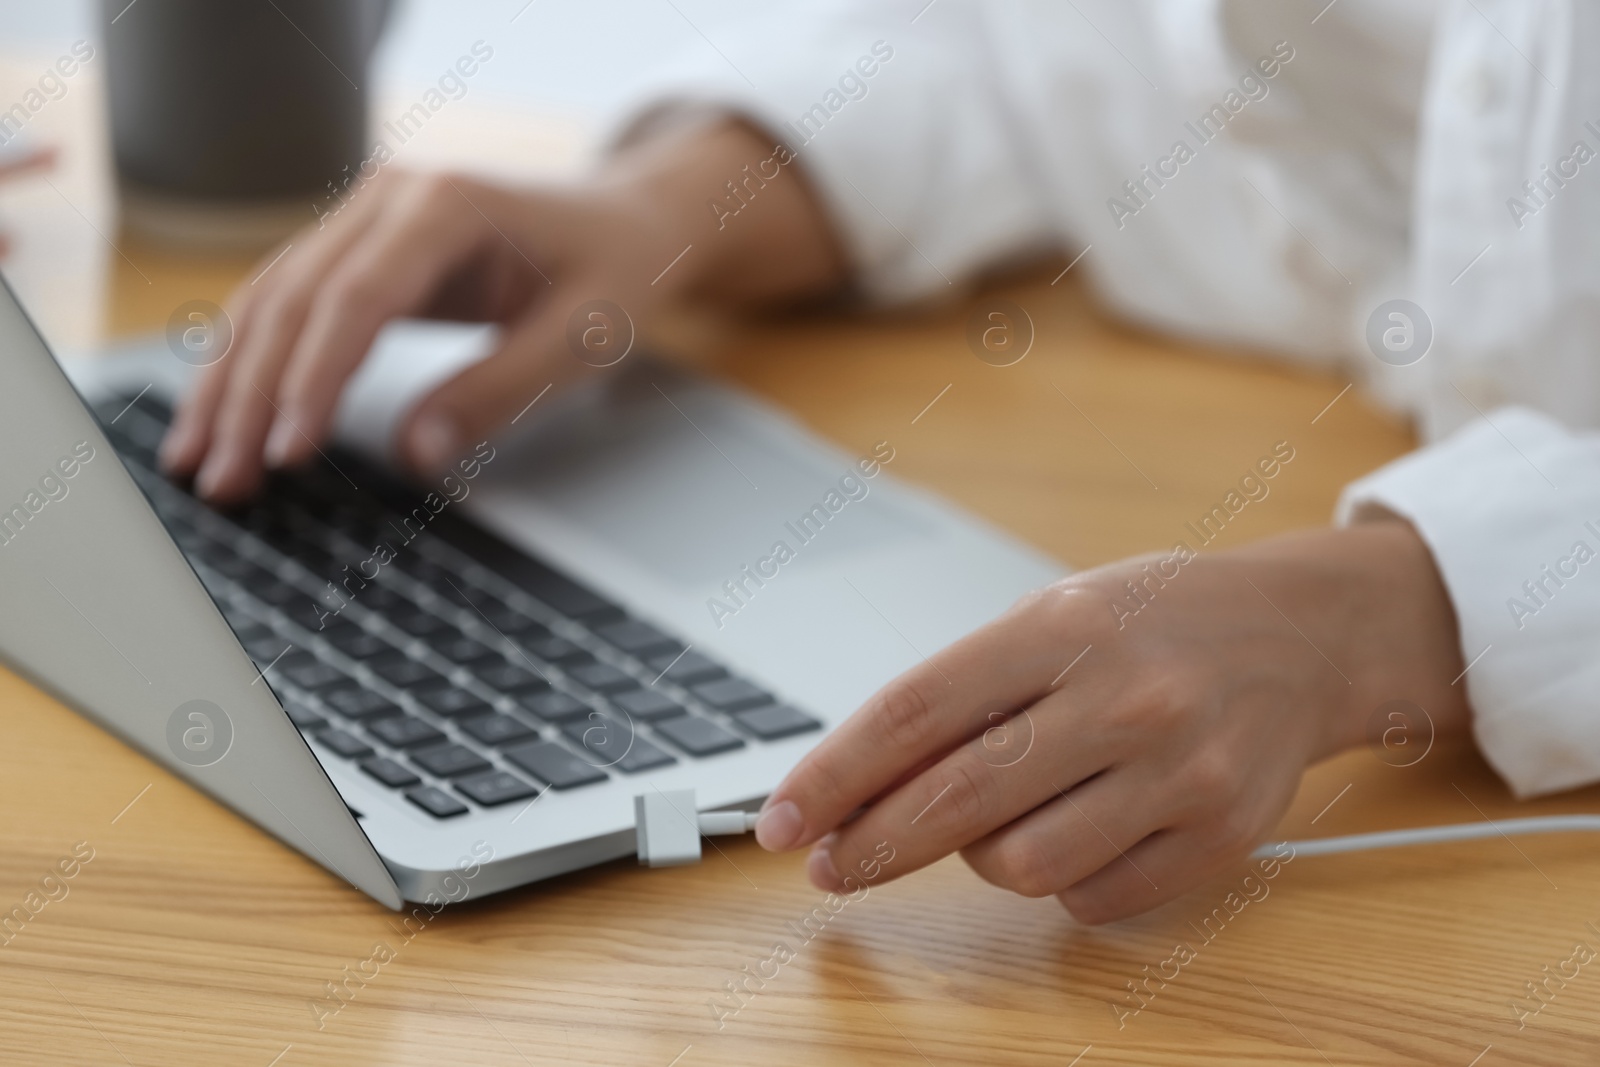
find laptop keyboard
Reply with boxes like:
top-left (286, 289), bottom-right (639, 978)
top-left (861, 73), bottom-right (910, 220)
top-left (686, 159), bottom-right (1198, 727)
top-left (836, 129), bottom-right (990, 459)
top-left (93, 391), bottom-right (821, 820)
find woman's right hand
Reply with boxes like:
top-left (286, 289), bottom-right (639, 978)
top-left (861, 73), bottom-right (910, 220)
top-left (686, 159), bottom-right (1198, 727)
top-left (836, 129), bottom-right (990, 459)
top-left (161, 118), bottom-right (846, 503)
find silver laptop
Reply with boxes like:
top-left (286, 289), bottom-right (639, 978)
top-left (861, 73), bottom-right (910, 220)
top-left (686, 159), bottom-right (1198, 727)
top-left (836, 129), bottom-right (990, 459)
top-left (0, 274), bottom-right (1063, 908)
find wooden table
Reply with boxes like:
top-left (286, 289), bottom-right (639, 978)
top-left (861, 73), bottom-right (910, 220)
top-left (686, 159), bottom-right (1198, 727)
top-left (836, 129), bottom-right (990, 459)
top-left (3, 53), bottom-right (1599, 1067)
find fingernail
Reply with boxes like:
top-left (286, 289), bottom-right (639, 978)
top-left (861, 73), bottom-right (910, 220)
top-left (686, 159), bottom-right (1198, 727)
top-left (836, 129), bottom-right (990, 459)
top-left (195, 451), bottom-right (235, 499)
top-left (806, 847), bottom-right (841, 892)
top-left (754, 799), bottom-right (803, 851)
top-left (159, 424), bottom-right (194, 474)
top-left (409, 411), bottom-right (460, 474)
top-left (263, 418), bottom-right (299, 468)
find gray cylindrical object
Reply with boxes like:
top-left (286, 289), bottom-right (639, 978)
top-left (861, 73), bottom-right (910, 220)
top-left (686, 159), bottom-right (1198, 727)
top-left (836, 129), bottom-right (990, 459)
top-left (101, 0), bottom-right (390, 250)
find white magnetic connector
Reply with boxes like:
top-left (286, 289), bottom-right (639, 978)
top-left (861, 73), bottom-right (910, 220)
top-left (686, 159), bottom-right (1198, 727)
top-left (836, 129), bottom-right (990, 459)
top-left (635, 789), bottom-right (760, 867)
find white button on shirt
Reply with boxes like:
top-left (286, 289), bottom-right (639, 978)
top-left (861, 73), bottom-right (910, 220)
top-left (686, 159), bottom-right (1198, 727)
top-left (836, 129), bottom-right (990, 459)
top-left (609, 0), bottom-right (1600, 797)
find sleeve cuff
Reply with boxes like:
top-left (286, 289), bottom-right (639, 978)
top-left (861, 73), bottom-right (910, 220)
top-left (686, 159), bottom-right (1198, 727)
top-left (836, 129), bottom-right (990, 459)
top-left (1337, 407), bottom-right (1600, 797)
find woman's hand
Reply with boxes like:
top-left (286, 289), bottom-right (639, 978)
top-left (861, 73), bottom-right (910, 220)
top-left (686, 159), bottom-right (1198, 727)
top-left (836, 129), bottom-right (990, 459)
top-left (753, 519), bottom-right (1470, 923)
top-left (161, 118), bottom-right (845, 503)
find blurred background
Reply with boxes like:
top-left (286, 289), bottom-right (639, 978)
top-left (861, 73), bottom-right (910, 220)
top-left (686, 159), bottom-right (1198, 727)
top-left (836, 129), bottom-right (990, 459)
top-left (1, 0), bottom-right (751, 122)
top-left (0, 0), bottom-right (754, 349)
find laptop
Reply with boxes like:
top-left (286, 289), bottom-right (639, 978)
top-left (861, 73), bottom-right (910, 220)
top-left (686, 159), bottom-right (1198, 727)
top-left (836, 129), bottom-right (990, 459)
top-left (0, 274), bottom-right (1064, 908)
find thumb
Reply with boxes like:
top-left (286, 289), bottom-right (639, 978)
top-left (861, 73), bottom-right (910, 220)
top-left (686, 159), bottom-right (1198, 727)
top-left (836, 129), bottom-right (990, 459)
top-left (398, 290), bottom-right (637, 473)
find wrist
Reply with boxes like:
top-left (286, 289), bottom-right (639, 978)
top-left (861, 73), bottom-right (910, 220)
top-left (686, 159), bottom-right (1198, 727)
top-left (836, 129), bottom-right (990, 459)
top-left (1228, 522), bottom-right (1471, 761)
top-left (599, 115), bottom-right (848, 303)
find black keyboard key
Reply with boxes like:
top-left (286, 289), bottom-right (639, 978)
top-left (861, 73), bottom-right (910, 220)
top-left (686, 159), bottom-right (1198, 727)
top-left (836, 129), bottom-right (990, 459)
top-left (614, 738), bottom-right (676, 773)
top-left (416, 688), bottom-right (493, 719)
top-left (325, 688), bottom-right (402, 721)
top-left (391, 608), bottom-right (452, 638)
top-left (320, 622), bottom-right (392, 659)
top-left (316, 728), bottom-right (373, 758)
top-left (435, 633), bottom-right (498, 667)
top-left (245, 510), bottom-right (295, 544)
top-left (475, 660), bottom-right (548, 695)
top-left (411, 744), bottom-right (492, 778)
top-left (517, 631), bottom-right (589, 665)
top-left (568, 662), bottom-right (638, 695)
top-left (201, 550), bottom-right (257, 580)
top-left (288, 464), bottom-right (355, 507)
top-left (242, 631), bottom-right (295, 664)
top-left (503, 741), bottom-right (609, 789)
top-left (611, 688), bottom-right (689, 722)
top-left (653, 715), bottom-right (745, 757)
top-left (217, 601), bottom-right (259, 630)
top-left (279, 695), bottom-right (326, 729)
top-left (230, 620), bottom-right (273, 645)
top-left (368, 653), bottom-right (449, 690)
top-left (197, 569), bottom-right (233, 597)
top-left (360, 757), bottom-right (420, 788)
top-left (455, 770), bottom-right (541, 806)
top-left (275, 650), bottom-right (320, 672)
top-left (279, 653), bottom-right (352, 691)
top-left (247, 573), bottom-right (305, 607)
top-left (593, 619), bottom-right (682, 659)
top-left (459, 712), bottom-right (539, 746)
top-left (472, 596), bottom-right (545, 635)
top-left (645, 650), bottom-right (726, 686)
top-left (562, 715), bottom-right (676, 773)
top-left (519, 690), bottom-right (592, 723)
top-left (406, 786), bottom-right (468, 818)
top-left (733, 704), bottom-right (823, 741)
top-left (280, 598), bottom-right (339, 633)
top-left (500, 564), bottom-right (620, 623)
top-left (692, 677), bottom-right (774, 713)
top-left (393, 555), bottom-right (453, 587)
top-left (292, 543), bottom-right (339, 574)
top-left (368, 715), bottom-right (446, 749)
top-left (369, 583), bottom-right (415, 610)
top-left (561, 712), bottom-right (628, 757)
top-left (326, 505), bottom-right (373, 533)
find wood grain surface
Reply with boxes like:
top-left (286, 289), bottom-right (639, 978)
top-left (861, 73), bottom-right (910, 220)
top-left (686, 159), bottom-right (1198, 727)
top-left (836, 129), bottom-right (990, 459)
top-left (1, 55), bottom-right (1597, 1067)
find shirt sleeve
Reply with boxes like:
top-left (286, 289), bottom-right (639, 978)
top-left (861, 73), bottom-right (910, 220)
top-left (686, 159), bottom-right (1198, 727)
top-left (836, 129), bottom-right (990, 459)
top-left (595, 1), bottom-right (1068, 304)
top-left (1336, 407), bottom-right (1600, 798)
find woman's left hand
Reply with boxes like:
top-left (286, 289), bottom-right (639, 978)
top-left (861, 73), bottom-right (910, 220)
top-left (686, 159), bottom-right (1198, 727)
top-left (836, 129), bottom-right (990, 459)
top-left (752, 520), bottom-right (1468, 923)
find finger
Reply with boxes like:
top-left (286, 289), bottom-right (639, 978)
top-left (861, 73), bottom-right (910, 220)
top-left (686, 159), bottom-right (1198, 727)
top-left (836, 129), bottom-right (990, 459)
top-left (177, 188), bottom-right (392, 498)
top-left (265, 176), bottom-right (508, 469)
top-left (396, 284), bottom-right (614, 474)
top-left (801, 702), bottom-right (1115, 893)
top-left (159, 345), bottom-right (232, 476)
top-left (1055, 824), bottom-right (1253, 925)
top-left (959, 767), bottom-right (1167, 898)
top-left (162, 202), bottom-right (383, 479)
top-left (754, 589), bottom-right (1096, 853)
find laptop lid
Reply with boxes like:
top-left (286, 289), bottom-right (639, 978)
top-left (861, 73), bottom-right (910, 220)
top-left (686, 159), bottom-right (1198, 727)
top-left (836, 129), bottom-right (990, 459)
top-left (0, 273), bottom-right (402, 909)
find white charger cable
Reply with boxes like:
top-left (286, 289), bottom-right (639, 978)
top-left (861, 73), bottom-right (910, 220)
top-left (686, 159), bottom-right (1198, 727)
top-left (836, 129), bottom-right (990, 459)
top-left (635, 789), bottom-right (759, 867)
top-left (1255, 815), bottom-right (1600, 859)
top-left (637, 791), bottom-right (1600, 868)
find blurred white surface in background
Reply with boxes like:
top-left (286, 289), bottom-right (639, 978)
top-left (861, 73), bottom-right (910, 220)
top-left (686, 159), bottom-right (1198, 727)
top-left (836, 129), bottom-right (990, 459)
top-left (0, 0), bottom-right (752, 113)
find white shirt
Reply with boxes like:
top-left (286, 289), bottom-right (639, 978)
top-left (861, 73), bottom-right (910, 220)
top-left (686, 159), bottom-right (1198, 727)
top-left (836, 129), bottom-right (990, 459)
top-left (608, 0), bottom-right (1600, 798)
